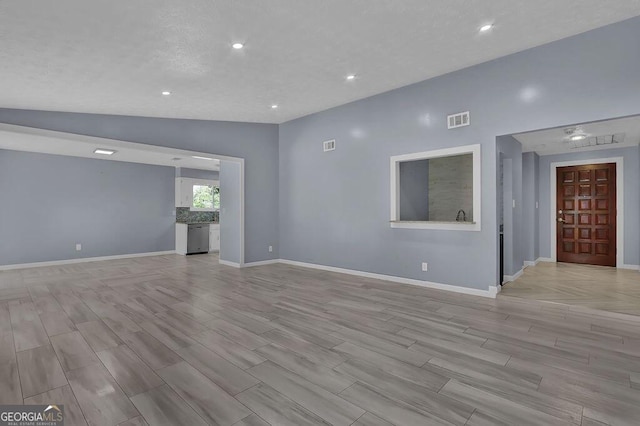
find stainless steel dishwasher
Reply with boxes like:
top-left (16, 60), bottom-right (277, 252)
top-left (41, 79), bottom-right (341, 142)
top-left (187, 224), bottom-right (209, 254)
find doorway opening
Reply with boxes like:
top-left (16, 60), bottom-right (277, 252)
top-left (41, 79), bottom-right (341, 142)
top-left (0, 123), bottom-right (246, 268)
top-left (497, 114), bottom-right (639, 318)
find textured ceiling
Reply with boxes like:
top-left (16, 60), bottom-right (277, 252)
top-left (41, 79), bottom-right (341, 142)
top-left (1, 1), bottom-right (639, 124)
top-left (513, 115), bottom-right (640, 155)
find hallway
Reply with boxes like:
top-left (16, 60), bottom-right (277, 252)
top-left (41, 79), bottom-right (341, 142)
top-left (500, 262), bottom-right (640, 317)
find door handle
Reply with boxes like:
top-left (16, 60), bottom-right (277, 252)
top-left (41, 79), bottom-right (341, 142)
top-left (557, 218), bottom-right (565, 223)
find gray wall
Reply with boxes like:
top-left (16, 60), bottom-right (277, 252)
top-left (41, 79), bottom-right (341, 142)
top-left (428, 154), bottom-right (473, 222)
top-left (0, 150), bottom-right (175, 265)
top-left (279, 17), bottom-right (640, 290)
top-left (497, 135), bottom-right (523, 276)
top-left (538, 146), bottom-right (640, 266)
top-left (501, 158), bottom-right (514, 277)
top-left (498, 156), bottom-right (504, 227)
top-left (176, 167), bottom-right (219, 181)
top-left (522, 152), bottom-right (539, 263)
top-left (534, 153), bottom-right (540, 261)
top-left (219, 160), bottom-right (242, 264)
top-left (399, 160), bottom-right (429, 221)
top-left (0, 110), bottom-right (280, 264)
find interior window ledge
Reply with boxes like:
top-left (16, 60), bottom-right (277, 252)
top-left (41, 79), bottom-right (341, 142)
top-left (390, 221), bottom-right (480, 231)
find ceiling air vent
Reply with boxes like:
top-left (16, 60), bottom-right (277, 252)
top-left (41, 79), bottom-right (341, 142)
top-left (569, 133), bottom-right (625, 149)
top-left (323, 139), bottom-right (336, 152)
top-left (447, 111), bottom-right (470, 129)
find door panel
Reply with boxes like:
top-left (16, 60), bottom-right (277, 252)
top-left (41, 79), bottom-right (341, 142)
top-left (556, 163), bottom-right (616, 267)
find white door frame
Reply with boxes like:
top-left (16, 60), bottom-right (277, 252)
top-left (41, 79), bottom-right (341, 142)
top-left (235, 159), bottom-right (246, 267)
top-left (550, 157), bottom-right (624, 267)
top-left (219, 159), bottom-right (246, 267)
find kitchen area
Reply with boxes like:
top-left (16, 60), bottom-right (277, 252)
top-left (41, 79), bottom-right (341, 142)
top-left (174, 168), bottom-right (221, 255)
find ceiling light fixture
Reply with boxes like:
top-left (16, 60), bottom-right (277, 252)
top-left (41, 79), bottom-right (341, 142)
top-left (346, 74), bottom-right (356, 80)
top-left (564, 126), bottom-right (588, 143)
top-left (161, 91), bottom-right (171, 96)
top-left (232, 42), bottom-right (244, 49)
top-left (479, 24), bottom-right (493, 32)
top-left (192, 156), bottom-right (214, 160)
top-left (94, 149), bottom-right (116, 155)
top-left (271, 104), bottom-right (278, 109)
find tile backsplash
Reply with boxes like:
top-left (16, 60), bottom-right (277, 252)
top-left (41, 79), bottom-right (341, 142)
top-left (176, 207), bottom-right (219, 223)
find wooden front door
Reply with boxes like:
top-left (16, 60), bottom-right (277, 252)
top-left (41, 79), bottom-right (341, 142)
top-left (556, 163), bottom-right (616, 267)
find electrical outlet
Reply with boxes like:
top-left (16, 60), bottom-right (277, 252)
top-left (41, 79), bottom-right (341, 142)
top-left (76, 243), bottom-right (82, 251)
top-left (536, 201), bottom-right (539, 209)
top-left (268, 246), bottom-right (273, 253)
top-left (512, 199), bottom-right (516, 208)
top-left (421, 262), bottom-right (428, 272)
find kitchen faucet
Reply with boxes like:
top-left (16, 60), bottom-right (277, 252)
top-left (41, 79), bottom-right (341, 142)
top-left (456, 209), bottom-right (466, 222)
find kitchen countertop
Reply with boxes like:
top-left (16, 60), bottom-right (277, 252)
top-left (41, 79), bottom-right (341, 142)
top-left (176, 221), bottom-right (219, 225)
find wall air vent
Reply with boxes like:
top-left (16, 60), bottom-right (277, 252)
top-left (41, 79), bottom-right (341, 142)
top-left (323, 139), bottom-right (336, 152)
top-left (447, 111), bottom-right (470, 129)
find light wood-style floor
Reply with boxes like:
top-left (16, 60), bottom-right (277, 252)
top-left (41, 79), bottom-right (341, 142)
top-left (500, 262), bottom-right (640, 317)
top-left (2, 254), bottom-right (640, 425)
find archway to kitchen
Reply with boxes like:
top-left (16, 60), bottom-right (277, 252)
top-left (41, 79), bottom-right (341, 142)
top-left (0, 123), bottom-right (245, 268)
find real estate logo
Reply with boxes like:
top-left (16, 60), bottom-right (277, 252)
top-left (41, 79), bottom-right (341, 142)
top-left (0, 405), bottom-right (64, 426)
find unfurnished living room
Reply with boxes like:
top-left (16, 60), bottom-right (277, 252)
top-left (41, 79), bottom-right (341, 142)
top-left (1, 2), bottom-right (640, 426)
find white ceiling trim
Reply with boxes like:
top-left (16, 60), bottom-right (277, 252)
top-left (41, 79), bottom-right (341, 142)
top-left (0, 123), bottom-right (236, 169)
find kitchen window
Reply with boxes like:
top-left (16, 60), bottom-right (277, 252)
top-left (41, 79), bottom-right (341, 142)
top-left (192, 184), bottom-right (220, 211)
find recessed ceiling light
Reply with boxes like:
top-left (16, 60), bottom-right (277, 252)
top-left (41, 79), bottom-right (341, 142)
top-left (94, 149), bottom-right (116, 155)
top-left (479, 24), bottom-right (493, 32)
top-left (271, 104), bottom-right (278, 109)
top-left (232, 42), bottom-right (244, 49)
top-left (346, 74), bottom-right (356, 80)
top-left (192, 155), bottom-right (214, 160)
top-left (161, 91), bottom-right (171, 96)
top-left (570, 134), bottom-right (587, 141)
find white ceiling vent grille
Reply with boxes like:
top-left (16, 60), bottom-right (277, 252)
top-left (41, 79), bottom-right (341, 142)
top-left (569, 133), bottom-right (625, 149)
top-left (447, 111), bottom-right (470, 129)
top-left (323, 139), bottom-right (336, 152)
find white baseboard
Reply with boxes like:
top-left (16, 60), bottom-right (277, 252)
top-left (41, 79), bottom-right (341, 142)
top-left (524, 259), bottom-right (541, 268)
top-left (492, 283), bottom-right (502, 296)
top-left (279, 259), bottom-right (499, 298)
top-left (0, 251), bottom-right (176, 271)
top-left (503, 268), bottom-right (524, 283)
top-left (536, 257), bottom-right (554, 263)
top-left (620, 264), bottom-right (640, 271)
top-left (218, 259), bottom-right (241, 268)
top-left (243, 259), bottom-right (280, 268)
